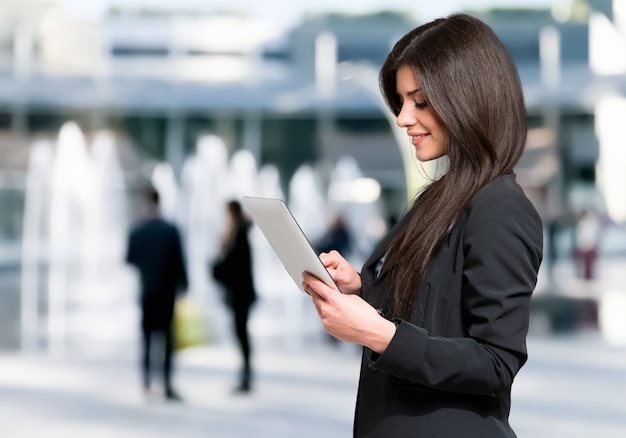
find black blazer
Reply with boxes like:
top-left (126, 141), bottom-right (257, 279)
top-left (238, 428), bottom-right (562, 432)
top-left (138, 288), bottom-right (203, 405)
top-left (354, 173), bottom-right (543, 438)
top-left (126, 217), bottom-right (188, 326)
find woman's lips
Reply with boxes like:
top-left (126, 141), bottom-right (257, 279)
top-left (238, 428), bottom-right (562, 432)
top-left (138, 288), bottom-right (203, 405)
top-left (411, 134), bottom-right (429, 146)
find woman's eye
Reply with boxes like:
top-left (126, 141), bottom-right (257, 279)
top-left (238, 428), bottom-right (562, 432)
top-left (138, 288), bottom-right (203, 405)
top-left (414, 101), bottom-right (429, 109)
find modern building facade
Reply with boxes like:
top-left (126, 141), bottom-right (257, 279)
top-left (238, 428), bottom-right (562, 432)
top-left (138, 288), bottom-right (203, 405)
top-left (0, 0), bottom-right (625, 233)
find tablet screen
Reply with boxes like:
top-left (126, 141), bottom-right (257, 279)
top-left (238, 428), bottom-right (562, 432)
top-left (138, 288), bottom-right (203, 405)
top-left (242, 196), bottom-right (339, 293)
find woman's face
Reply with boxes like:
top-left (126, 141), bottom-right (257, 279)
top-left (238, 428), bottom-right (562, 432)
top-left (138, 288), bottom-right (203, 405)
top-left (395, 65), bottom-right (447, 162)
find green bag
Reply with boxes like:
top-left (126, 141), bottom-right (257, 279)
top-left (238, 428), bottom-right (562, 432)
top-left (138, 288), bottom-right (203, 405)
top-left (174, 297), bottom-right (209, 351)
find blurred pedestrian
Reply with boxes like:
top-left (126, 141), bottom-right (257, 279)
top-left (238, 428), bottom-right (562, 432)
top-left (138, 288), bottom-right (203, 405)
top-left (314, 214), bottom-right (352, 255)
top-left (212, 200), bottom-right (257, 393)
top-left (126, 185), bottom-right (188, 401)
top-left (573, 208), bottom-right (601, 280)
top-left (301, 13), bottom-right (543, 437)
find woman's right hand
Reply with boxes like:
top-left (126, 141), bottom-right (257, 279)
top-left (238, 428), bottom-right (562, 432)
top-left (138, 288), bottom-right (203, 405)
top-left (319, 250), bottom-right (362, 295)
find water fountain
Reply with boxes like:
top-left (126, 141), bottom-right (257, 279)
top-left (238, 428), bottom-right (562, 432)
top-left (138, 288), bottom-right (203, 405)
top-left (21, 122), bottom-right (136, 355)
top-left (68, 129), bottom-right (133, 353)
top-left (288, 164), bottom-right (327, 242)
top-left (46, 122), bottom-right (94, 355)
top-left (20, 139), bottom-right (54, 352)
top-left (151, 162), bottom-right (180, 224)
top-left (85, 130), bottom-right (127, 271)
top-left (177, 134), bottom-right (234, 343)
top-left (20, 124), bottom-right (386, 353)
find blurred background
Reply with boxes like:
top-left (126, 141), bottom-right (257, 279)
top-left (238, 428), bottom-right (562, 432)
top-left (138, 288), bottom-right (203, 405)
top-left (1, 0), bottom-right (626, 436)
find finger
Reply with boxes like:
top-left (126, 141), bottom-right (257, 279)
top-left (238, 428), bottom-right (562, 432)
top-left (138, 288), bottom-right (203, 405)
top-left (307, 288), bottom-right (326, 315)
top-left (301, 275), bottom-right (315, 297)
top-left (319, 250), bottom-right (340, 266)
top-left (302, 271), bottom-right (333, 301)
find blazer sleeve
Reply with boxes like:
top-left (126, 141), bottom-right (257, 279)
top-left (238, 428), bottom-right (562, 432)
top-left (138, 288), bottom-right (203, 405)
top-left (369, 186), bottom-right (543, 397)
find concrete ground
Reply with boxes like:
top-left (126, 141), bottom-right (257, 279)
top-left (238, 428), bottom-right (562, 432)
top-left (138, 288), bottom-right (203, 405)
top-left (1, 332), bottom-right (626, 438)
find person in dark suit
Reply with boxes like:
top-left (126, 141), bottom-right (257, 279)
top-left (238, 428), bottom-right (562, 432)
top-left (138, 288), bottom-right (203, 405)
top-left (314, 215), bottom-right (351, 255)
top-left (212, 200), bottom-right (257, 393)
top-left (126, 186), bottom-right (188, 401)
top-left (301, 13), bottom-right (543, 437)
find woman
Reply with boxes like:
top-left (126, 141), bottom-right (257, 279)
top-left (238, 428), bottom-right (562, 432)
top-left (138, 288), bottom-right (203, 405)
top-left (301, 13), bottom-right (543, 437)
top-left (212, 200), bottom-right (257, 393)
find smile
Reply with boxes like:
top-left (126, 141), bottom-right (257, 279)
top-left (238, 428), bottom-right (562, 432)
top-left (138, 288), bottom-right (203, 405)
top-left (411, 134), bottom-right (429, 145)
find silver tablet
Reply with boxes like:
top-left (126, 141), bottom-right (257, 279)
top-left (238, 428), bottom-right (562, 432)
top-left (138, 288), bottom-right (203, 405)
top-left (242, 196), bottom-right (339, 293)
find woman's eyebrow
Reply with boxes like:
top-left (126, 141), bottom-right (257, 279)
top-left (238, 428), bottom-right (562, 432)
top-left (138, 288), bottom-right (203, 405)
top-left (397, 88), bottom-right (421, 97)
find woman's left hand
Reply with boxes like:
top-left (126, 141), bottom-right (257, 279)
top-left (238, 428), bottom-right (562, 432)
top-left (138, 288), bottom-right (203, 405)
top-left (302, 271), bottom-right (396, 354)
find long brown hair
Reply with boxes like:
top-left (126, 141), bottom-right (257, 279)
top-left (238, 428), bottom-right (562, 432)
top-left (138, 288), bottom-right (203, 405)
top-left (378, 13), bottom-right (527, 318)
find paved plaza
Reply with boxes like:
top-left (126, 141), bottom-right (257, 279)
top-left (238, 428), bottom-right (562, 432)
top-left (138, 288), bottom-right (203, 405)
top-left (1, 332), bottom-right (626, 437)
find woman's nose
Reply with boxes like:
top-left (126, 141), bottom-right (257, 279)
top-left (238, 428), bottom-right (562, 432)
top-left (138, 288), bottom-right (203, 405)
top-left (396, 106), bottom-right (415, 128)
